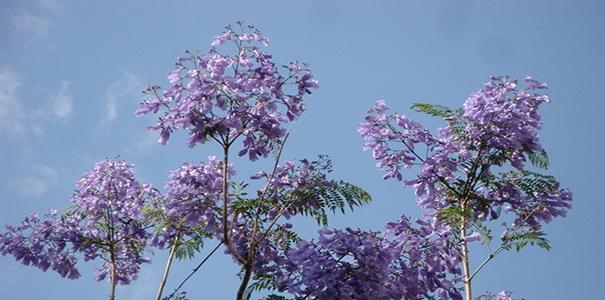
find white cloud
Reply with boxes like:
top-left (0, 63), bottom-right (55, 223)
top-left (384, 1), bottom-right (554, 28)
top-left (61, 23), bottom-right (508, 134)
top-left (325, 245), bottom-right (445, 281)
top-left (49, 80), bottom-right (73, 121)
top-left (100, 72), bottom-right (142, 127)
top-left (9, 165), bottom-right (59, 197)
top-left (0, 67), bottom-right (26, 138)
top-left (12, 11), bottom-right (51, 38)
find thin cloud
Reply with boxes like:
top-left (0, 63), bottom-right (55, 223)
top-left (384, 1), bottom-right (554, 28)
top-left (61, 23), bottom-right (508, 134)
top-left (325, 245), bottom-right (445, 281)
top-left (49, 80), bottom-right (73, 121)
top-left (123, 130), bottom-right (159, 157)
top-left (33, 164), bottom-right (59, 182)
top-left (0, 67), bottom-right (26, 138)
top-left (0, 66), bottom-right (75, 139)
top-left (100, 72), bottom-right (142, 127)
top-left (9, 165), bottom-right (59, 197)
top-left (10, 176), bottom-right (49, 197)
top-left (37, 0), bottom-right (63, 12)
top-left (10, 0), bottom-right (63, 43)
top-left (32, 80), bottom-right (74, 135)
top-left (12, 11), bottom-right (51, 38)
top-left (123, 267), bottom-right (158, 300)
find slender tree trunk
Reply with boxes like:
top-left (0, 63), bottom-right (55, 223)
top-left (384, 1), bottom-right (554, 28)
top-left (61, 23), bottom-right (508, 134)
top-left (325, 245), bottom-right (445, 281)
top-left (222, 146), bottom-right (230, 245)
top-left (460, 203), bottom-right (472, 300)
top-left (236, 263), bottom-right (253, 300)
top-left (220, 145), bottom-right (246, 265)
top-left (221, 144), bottom-right (252, 300)
top-left (110, 253), bottom-right (117, 300)
top-left (156, 235), bottom-right (180, 300)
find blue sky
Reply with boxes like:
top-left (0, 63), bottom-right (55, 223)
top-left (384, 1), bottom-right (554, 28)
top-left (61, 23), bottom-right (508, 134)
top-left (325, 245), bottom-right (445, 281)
top-left (1, 0), bottom-right (603, 299)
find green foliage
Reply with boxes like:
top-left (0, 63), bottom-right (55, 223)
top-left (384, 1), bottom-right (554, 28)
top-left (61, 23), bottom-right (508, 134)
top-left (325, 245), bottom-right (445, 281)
top-left (243, 274), bottom-right (279, 300)
top-left (263, 296), bottom-right (292, 300)
top-left (230, 181), bottom-right (250, 199)
top-left (232, 198), bottom-right (265, 217)
top-left (502, 230), bottom-right (551, 252)
top-left (174, 229), bottom-right (212, 260)
top-left (411, 102), bottom-right (459, 118)
top-left (439, 206), bottom-right (470, 226)
top-left (271, 226), bottom-right (301, 252)
top-left (142, 198), bottom-right (212, 260)
top-left (480, 169), bottom-right (559, 200)
top-left (141, 198), bottom-right (167, 228)
top-left (411, 102), bottom-right (465, 133)
top-left (501, 170), bottom-right (560, 195)
top-left (171, 291), bottom-right (189, 300)
top-left (471, 222), bottom-right (494, 245)
top-left (528, 149), bottom-right (550, 170)
top-left (291, 181), bottom-right (372, 226)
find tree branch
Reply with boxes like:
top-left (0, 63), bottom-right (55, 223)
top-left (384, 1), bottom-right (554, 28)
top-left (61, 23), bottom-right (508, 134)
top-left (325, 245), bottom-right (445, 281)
top-left (164, 241), bottom-right (223, 300)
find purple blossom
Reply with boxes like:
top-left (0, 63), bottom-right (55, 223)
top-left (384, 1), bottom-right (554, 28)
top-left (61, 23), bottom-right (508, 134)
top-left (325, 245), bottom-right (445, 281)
top-left (137, 22), bottom-right (318, 161)
top-left (1, 159), bottom-right (156, 285)
top-left (150, 157), bottom-right (230, 248)
top-left (71, 159), bottom-right (156, 284)
top-left (272, 215), bottom-right (462, 300)
top-left (0, 210), bottom-right (80, 280)
top-left (358, 100), bottom-right (436, 182)
top-left (359, 76), bottom-right (572, 231)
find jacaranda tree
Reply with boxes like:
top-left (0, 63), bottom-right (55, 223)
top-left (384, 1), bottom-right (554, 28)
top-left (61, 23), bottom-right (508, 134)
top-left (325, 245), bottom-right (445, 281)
top-left (0, 22), bottom-right (571, 300)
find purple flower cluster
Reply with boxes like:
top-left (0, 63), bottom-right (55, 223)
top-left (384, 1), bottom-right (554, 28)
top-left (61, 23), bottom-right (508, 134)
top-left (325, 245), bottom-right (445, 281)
top-left (461, 76), bottom-right (549, 168)
top-left (274, 216), bottom-right (461, 300)
top-left (2, 19), bottom-right (571, 300)
top-left (358, 76), bottom-right (572, 227)
top-left (151, 157), bottom-right (229, 248)
top-left (136, 22), bottom-right (318, 161)
top-left (358, 99), bottom-right (436, 182)
top-left (272, 76), bottom-right (572, 300)
top-left (0, 210), bottom-right (80, 280)
top-left (485, 171), bottom-right (572, 228)
top-left (1, 159), bottom-right (156, 285)
top-left (72, 159), bottom-right (156, 284)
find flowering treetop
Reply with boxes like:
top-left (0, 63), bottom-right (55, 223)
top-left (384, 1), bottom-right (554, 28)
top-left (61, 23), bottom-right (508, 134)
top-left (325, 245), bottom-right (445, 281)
top-left (137, 22), bottom-right (319, 161)
top-left (0, 159), bottom-right (156, 287)
top-left (358, 76), bottom-right (572, 230)
top-left (0, 21), bottom-right (572, 300)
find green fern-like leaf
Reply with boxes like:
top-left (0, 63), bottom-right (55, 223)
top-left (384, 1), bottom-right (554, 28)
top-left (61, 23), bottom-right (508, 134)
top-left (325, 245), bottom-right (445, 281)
top-left (511, 170), bottom-right (559, 195)
top-left (263, 296), bottom-right (292, 300)
top-left (490, 170), bottom-right (559, 197)
top-left (502, 230), bottom-right (551, 252)
top-left (471, 222), bottom-right (493, 245)
top-left (528, 149), bottom-right (550, 170)
top-left (411, 103), bottom-right (456, 118)
top-left (289, 181), bottom-right (371, 225)
top-left (243, 273), bottom-right (281, 300)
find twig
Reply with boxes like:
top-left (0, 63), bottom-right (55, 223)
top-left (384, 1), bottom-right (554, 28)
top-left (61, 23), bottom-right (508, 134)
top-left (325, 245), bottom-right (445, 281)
top-left (468, 204), bottom-right (544, 282)
top-left (155, 234), bottom-right (181, 300)
top-left (164, 241), bottom-right (223, 300)
top-left (236, 130), bottom-right (292, 300)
